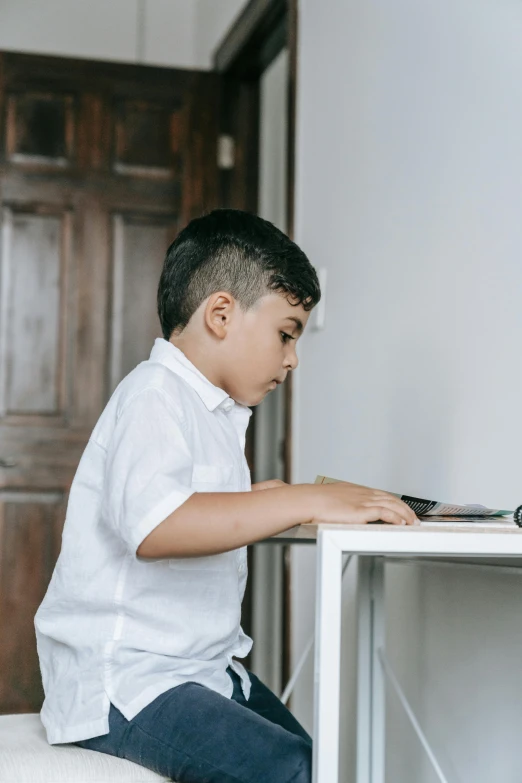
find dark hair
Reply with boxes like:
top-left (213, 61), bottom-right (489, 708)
top-left (157, 209), bottom-right (321, 339)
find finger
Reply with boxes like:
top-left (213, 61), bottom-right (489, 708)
top-left (393, 501), bottom-right (417, 524)
top-left (390, 497), bottom-right (417, 523)
top-left (369, 491), bottom-right (417, 522)
top-left (366, 497), bottom-right (417, 525)
top-left (361, 506), bottom-right (409, 526)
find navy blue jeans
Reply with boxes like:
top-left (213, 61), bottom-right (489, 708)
top-left (75, 668), bottom-right (312, 783)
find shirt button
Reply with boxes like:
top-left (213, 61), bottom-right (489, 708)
top-left (222, 399), bottom-right (234, 412)
top-left (238, 563), bottom-right (246, 575)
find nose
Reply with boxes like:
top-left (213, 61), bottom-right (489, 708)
top-left (284, 345), bottom-right (299, 372)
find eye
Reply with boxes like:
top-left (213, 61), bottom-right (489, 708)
top-left (280, 332), bottom-right (294, 344)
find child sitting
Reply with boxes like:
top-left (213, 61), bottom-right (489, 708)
top-left (35, 209), bottom-right (416, 783)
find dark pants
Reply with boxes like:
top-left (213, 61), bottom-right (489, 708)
top-left (75, 668), bottom-right (312, 783)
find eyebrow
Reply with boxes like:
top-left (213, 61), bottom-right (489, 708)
top-left (285, 317), bottom-right (304, 334)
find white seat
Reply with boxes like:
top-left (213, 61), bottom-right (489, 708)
top-left (0, 714), bottom-right (171, 782)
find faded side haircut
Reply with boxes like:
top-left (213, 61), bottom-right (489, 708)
top-left (157, 209), bottom-right (320, 339)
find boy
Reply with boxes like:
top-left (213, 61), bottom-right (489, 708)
top-left (35, 210), bottom-right (416, 783)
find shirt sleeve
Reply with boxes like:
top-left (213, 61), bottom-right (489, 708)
top-left (103, 386), bottom-right (195, 555)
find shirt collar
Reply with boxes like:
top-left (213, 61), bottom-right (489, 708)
top-left (149, 338), bottom-right (250, 417)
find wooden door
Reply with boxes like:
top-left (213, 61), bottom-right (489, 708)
top-left (0, 52), bottom-right (220, 714)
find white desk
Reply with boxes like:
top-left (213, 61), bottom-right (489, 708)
top-left (275, 520), bottom-right (522, 783)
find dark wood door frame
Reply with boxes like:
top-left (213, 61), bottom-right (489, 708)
top-left (214, 0), bottom-right (299, 689)
top-left (215, 0), bottom-right (298, 241)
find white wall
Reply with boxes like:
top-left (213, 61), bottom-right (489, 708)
top-left (0, 0), bottom-right (246, 68)
top-left (293, 0), bottom-right (522, 780)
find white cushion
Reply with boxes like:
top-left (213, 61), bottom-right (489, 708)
top-left (0, 714), bottom-right (171, 782)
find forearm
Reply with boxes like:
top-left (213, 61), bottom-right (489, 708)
top-left (137, 485), bottom-right (314, 559)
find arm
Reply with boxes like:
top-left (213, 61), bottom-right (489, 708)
top-left (137, 481), bottom-right (418, 559)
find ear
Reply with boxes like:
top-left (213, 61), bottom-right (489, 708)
top-left (204, 292), bottom-right (236, 339)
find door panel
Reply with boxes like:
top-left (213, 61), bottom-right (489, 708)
top-left (0, 51), bottom-right (221, 713)
top-left (110, 213), bottom-right (175, 391)
top-left (0, 493), bottom-right (66, 714)
top-left (1, 207), bottom-right (71, 418)
top-left (6, 92), bottom-right (75, 167)
top-left (113, 99), bottom-right (182, 177)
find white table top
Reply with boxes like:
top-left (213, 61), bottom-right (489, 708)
top-left (270, 518), bottom-right (522, 557)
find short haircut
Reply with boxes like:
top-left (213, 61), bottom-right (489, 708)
top-left (157, 209), bottom-right (321, 339)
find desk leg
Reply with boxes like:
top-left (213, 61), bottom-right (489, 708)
top-left (312, 530), bottom-right (343, 783)
top-left (356, 557), bottom-right (385, 783)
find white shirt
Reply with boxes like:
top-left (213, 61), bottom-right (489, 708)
top-left (35, 339), bottom-right (253, 745)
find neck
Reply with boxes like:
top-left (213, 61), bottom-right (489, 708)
top-left (169, 334), bottom-right (225, 392)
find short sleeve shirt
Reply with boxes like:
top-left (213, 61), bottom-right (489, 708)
top-left (35, 339), bottom-right (253, 744)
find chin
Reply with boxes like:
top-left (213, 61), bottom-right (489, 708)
top-left (239, 391), bottom-right (266, 408)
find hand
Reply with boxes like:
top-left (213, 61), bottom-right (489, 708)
top-left (251, 479), bottom-right (288, 491)
top-left (310, 481), bottom-right (418, 526)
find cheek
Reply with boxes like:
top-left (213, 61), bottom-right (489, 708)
top-left (235, 331), bottom-right (280, 378)
top-left (238, 323), bottom-right (267, 353)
